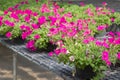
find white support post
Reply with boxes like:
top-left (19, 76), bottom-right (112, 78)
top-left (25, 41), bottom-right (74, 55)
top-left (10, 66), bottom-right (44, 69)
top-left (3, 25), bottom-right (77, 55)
top-left (13, 53), bottom-right (17, 80)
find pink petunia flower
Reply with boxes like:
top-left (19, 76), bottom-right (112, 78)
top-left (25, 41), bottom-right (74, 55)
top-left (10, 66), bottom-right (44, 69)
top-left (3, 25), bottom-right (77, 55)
top-left (106, 60), bottom-right (111, 66)
top-left (49, 28), bottom-right (58, 35)
top-left (102, 2), bottom-right (107, 6)
top-left (24, 15), bottom-right (31, 22)
top-left (38, 16), bottom-right (46, 25)
top-left (116, 32), bottom-right (120, 36)
top-left (40, 4), bottom-right (50, 13)
top-left (108, 37), bottom-right (114, 43)
top-left (0, 16), bottom-right (3, 21)
top-left (34, 34), bottom-right (40, 40)
top-left (32, 12), bottom-right (38, 16)
top-left (4, 20), bottom-right (15, 27)
top-left (0, 21), bottom-right (2, 26)
top-left (83, 29), bottom-right (91, 36)
top-left (48, 16), bottom-right (57, 26)
top-left (102, 42), bottom-right (109, 48)
top-left (117, 52), bottom-right (120, 60)
top-left (26, 40), bottom-right (36, 51)
top-left (8, 7), bottom-right (13, 11)
top-left (6, 32), bottom-right (12, 38)
top-left (20, 25), bottom-right (31, 31)
top-left (80, 2), bottom-right (85, 6)
top-left (4, 10), bottom-right (8, 15)
top-left (60, 48), bottom-right (67, 54)
top-left (95, 40), bottom-right (103, 46)
top-left (54, 49), bottom-right (61, 55)
top-left (21, 31), bottom-right (32, 40)
top-left (48, 52), bottom-right (54, 56)
top-left (111, 18), bottom-right (115, 22)
top-left (10, 12), bottom-right (19, 20)
top-left (102, 51), bottom-right (109, 61)
top-left (31, 23), bottom-right (39, 29)
top-left (36, 0), bottom-right (39, 3)
top-left (24, 9), bottom-right (32, 15)
top-left (97, 25), bottom-right (106, 31)
top-left (114, 38), bottom-right (120, 45)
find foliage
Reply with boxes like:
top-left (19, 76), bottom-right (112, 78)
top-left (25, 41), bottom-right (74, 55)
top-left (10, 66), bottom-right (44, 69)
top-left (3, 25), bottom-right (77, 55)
top-left (0, 1), bottom-right (120, 80)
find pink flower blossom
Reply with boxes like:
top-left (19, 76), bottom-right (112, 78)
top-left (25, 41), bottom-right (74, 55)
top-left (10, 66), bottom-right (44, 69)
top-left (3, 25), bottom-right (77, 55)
top-left (24, 15), bottom-right (31, 22)
top-left (6, 32), bottom-right (12, 38)
top-left (26, 40), bottom-right (36, 51)
top-left (32, 12), bottom-right (38, 16)
top-left (80, 2), bottom-right (85, 6)
top-left (21, 31), bottom-right (32, 40)
top-left (53, 2), bottom-right (60, 9)
top-left (0, 16), bottom-right (3, 21)
top-left (34, 34), bottom-right (40, 40)
top-left (83, 36), bottom-right (94, 44)
top-left (108, 37), bottom-right (114, 43)
top-left (59, 17), bottom-right (66, 24)
top-left (97, 25), bottom-right (106, 31)
top-left (8, 7), bottom-right (13, 11)
top-left (20, 1), bottom-right (25, 4)
top-left (40, 4), bottom-right (50, 13)
top-left (102, 51), bottom-right (109, 61)
top-left (49, 28), bottom-right (58, 35)
top-left (56, 40), bottom-right (64, 48)
top-left (10, 12), bottom-right (19, 20)
top-left (4, 10), bottom-right (8, 15)
top-left (83, 29), bottom-right (91, 36)
top-left (102, 42), bottom-right (109, 48)
top-left (108, 32), bottom-right (115, 37)
top-left (95, 40), bottom-right (103, 46)
top-left (106, 60), bottom-right (111, 66)
top-left (21, 32), bottom-right (28, 40)
top-left (38, 16), bottom-right (46, 25)
top-left (48, 52), bottom-right (54, 56)
top-left (48, 16), bottom-right (57, 26)
top-left (64, 12), bottom-right (72, 18)
top-left (14, 4), bottom-right (19, 9)
top-left (68, 1), bottom-right (72, 4)
top-left (31, 23), bottom-right (39, 29)
top-left (83, 39), bottom-right (89, 44)
top-left (54, 49), bottom-right (61, 55)
top-left (117, 52), bottom-right (120, 60)
top-left (111, 18), bottom-right (115, 22)
top-left (25, 0), bottom-right (29, 4)
top-left (60, 48), bottom-right (67, 54)
top-left (4, 20), bottom-right (15, 27)
top-left (0, 21), bottom-right (2, 26)
top-left (102, 2), bottom-right (107, 6)
top-left (111, 9), bottom-right (115, 13)
top-left (114, 38), bottom-right (120, 45)
top-left (116, 32), bottom-right (120, 36)
top-left (20, 25), bottom-right (31, 31)
top-left (67, 28), bottom-right (77, 37)
top-left (24, 9), bottom-right (32, 15)
top-left (36, 0), bottom-right (39, 3)
top-left (59, 8), bottom-right (64, 13)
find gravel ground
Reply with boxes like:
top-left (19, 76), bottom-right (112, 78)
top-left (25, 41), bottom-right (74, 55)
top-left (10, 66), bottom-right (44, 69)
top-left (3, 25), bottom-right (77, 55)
top-left (0, 44), bottom-right (63, 80)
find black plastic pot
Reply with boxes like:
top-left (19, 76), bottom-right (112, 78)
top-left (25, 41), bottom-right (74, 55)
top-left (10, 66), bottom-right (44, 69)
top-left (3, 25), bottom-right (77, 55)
top-left (75, 66), bottom-right (96, 80)
top-left (106, 24), bottom-right (120, 32)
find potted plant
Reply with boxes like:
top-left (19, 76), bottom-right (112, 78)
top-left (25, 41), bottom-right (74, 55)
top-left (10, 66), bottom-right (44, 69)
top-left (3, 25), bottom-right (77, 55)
top-left (47, 2), bottom-right (120, 80)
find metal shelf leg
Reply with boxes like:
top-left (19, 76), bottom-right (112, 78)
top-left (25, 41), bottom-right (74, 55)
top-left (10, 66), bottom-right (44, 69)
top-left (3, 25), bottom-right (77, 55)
top-left (13, 53), bottom-right (17, 80)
